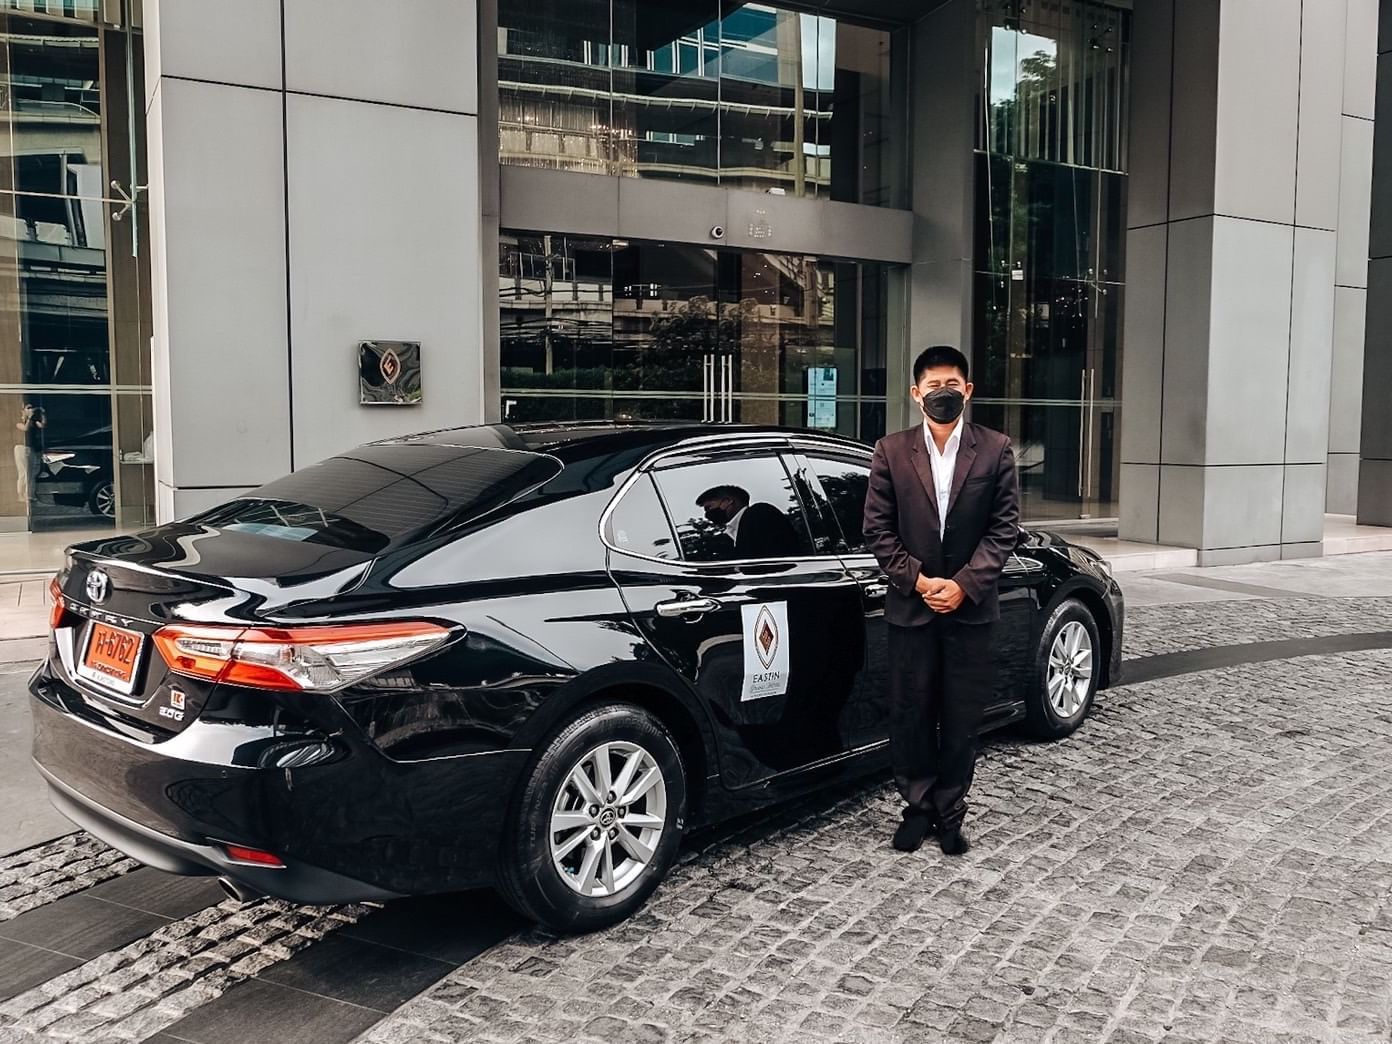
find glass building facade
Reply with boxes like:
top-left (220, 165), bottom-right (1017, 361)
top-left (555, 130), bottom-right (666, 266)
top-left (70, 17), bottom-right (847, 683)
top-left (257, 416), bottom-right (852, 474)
top-left (496, 0), bottom-right (1135, 525)
top-left (498, 233), bottom-right (894, 444)
top-left (971, 0), bottom-right (1131, 522)
top-left (0, 0), bottom-right (154, 545)
top-left (0, 0), bottom-right (1139, 565)
top-left (497, 0), bottom-right (908, 206)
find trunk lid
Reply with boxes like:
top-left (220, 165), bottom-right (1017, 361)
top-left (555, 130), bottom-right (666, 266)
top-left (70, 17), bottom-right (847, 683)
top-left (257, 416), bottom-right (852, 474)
top-left (52, 438), bottom-right (562, 736)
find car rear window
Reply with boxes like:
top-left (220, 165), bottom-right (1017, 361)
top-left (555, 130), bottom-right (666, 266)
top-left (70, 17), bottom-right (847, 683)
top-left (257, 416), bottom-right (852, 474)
top-left (188, 445), bottom-right (562, 553)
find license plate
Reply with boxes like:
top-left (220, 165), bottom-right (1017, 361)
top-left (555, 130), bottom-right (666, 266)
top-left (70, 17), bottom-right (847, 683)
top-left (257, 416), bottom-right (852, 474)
top-left (76, 622), bottom-right (144, 695)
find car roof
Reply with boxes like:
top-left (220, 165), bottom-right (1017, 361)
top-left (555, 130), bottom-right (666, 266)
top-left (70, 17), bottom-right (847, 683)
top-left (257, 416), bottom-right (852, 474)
top-left (376, 421), bottom-right (872, 466)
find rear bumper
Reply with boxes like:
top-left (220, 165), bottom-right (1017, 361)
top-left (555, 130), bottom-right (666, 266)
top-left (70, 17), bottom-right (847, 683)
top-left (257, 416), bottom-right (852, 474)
top-left (38, 764), bottom-right (404, 904)
top-left (30, 668), bottom-right (531, 901)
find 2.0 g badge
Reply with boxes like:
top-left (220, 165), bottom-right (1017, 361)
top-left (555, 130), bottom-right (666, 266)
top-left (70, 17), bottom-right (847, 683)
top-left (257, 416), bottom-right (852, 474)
top-left (158, 688), bottom-right (186, 722)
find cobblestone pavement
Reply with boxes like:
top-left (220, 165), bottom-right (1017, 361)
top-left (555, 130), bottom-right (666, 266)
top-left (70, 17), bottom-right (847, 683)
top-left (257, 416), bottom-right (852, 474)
top-left (0, 835), bottom-right (136, 923)
top-left (1122, 594), bottom-right (1392, 658)
top-left (1, 595), bottom-right (1392, 1043)
top-left (357, 648), bottom-right (1392, 1044)
top-left (0, 899), bottom-right (371, 1041)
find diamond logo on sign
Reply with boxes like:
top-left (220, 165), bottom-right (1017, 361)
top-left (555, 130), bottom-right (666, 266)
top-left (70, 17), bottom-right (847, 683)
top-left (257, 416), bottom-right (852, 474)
top-left (755, 605), bottom-right (778, 670)
top-left (380, 347), bottom-right (402, 385)
top-left (741, 602), bottom-right (790, 701)
top-left (359, 341), bottom-right (422, 406)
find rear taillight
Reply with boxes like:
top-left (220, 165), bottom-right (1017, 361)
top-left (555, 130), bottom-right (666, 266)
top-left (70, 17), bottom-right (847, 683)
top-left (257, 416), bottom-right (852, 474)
top-left (153, 621), bottom-right (450, 692)
top-left (48, 577), bottom-right (65, 632)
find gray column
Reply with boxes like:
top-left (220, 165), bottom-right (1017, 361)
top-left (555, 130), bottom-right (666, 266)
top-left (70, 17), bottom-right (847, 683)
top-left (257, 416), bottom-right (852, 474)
top-left (1120, 0), bottom-right (1342, 565)
top-left (144, 0), bottom-right (487, 522)
top-left (1329, 0), bottom-right (1378, 513)
top-left (905, 0), bottom-right (976, 434)
top-left (478, 0), bottom-right (502, 424)
top-left (1358, 3), bottom-right (1392, 524)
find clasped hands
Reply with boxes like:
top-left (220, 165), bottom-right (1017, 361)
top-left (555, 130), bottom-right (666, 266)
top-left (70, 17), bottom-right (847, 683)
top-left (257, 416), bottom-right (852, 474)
top-left (916, 574), bottom-right (964, 613)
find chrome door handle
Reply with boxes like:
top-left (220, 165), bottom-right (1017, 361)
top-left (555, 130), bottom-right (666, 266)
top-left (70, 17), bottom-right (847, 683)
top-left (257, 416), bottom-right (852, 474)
top-left (655, 596), bottom-right (722, 618)
top-left (861, 581), bottom-right (888, 599)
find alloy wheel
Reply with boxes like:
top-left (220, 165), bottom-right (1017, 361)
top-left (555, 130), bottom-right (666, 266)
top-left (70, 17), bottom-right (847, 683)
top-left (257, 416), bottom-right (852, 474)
top-left (549, 740), bottom-right (667, 898)
top-left (1046, 620), bottom-right (1093, 718)
top-left (93, 481), bottom-right (115, 518)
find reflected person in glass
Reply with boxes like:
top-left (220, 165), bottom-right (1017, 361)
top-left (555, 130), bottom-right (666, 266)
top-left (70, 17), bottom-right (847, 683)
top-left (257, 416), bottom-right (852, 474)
top-left (15, 403), bottom-right (46, 506)
top-left (696, 485), bottom-right (800, 560)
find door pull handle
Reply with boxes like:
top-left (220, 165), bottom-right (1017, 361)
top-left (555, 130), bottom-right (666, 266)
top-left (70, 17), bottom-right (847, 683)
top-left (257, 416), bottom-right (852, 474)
top-left (861, 582), bottom-right (889, 599)
top-left (655, 596), bottom-right (722, 618)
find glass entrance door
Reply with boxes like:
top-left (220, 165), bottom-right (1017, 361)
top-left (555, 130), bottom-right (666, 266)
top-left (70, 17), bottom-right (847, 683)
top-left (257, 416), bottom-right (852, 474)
top-left (972, 270), bottom-right (1122, 524)
top-left (499, 232), bottom-right (895, 443)
top-left (971, 0), bottom-right (1130, 524)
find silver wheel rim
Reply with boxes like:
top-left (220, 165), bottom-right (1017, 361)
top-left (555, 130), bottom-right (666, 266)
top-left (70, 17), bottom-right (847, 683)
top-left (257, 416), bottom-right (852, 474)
top-left (95, 483), bottom-right (115, 518)
top-left (1047, 620), bottom-right (1094, 719)
top-left (549, 740), bottom-right (667, 898)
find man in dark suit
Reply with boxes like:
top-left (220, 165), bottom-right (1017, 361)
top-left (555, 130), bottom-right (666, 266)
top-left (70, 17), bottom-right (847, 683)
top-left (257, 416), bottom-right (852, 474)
top-left (863, 345), bottom-right (1020, 855)
top-left (696, 485), bottom-right (801, 559)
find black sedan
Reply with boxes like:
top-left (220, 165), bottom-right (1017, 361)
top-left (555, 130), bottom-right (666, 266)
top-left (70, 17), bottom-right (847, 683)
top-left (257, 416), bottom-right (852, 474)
top-left (30, 422), bottom-right (1123, 931)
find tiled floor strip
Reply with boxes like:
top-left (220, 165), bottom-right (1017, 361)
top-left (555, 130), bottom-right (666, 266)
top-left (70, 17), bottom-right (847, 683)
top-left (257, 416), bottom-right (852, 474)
top-left (153, 896), bottom-right (520, 1044)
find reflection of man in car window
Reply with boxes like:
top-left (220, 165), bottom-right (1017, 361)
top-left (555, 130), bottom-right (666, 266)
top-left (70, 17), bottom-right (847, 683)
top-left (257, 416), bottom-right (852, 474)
top-left (696, 485), bottom-right (799, 560)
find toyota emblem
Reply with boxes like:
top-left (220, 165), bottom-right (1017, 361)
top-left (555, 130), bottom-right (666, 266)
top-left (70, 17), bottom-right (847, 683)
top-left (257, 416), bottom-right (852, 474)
top-left (85, 569), bottom-right (110, 604)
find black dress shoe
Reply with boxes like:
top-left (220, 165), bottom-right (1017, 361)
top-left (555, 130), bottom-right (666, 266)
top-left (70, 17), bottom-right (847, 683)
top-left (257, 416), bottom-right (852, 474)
top-left (939, 828), bottom-right (970, 856)
top-left (892, 812), bottom-right (936, 852)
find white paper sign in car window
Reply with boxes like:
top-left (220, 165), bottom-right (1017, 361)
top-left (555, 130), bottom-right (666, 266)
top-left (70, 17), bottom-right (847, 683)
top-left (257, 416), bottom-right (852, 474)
top-left (741, 602), bottom-right (790, 701)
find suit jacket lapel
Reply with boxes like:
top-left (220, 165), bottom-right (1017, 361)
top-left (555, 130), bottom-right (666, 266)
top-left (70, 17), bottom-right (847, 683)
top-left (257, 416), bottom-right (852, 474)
top-left (945, 422), bottom-right (978, 520)
top-left (908, 431), bottom-right (941, 532)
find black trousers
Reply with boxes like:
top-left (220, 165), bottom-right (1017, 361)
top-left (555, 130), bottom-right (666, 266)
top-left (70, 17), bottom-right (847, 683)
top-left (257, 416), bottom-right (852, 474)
top-left (888, 618), bottom-right (996, 832)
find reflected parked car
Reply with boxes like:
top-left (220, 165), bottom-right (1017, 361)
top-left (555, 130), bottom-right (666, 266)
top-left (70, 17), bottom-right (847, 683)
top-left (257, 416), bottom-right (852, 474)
top-left (38, 426), bottom-right (115, 519)
top-left (31, 422), bottom-right (1124, 932)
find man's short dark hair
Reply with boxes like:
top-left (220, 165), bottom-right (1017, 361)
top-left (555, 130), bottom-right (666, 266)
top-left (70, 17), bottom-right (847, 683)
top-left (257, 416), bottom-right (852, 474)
top-left (696, 485), bottom-right (750, 508)
top-left (912, 345), bottom-right (969, 385)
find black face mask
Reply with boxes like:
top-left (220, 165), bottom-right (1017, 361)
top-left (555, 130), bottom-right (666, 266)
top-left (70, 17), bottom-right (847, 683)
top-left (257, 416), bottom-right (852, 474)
top-left (919, 387), bottom-right (966, 424)
top-left (703, 505), bottom-right (730, 527)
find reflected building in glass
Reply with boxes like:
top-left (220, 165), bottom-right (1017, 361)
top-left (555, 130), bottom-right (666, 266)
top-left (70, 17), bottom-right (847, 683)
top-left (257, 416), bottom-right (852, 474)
top-left (0, 0), bottom-right (154, 554)
top-left (498, 233), bottom-right (891, 442)
top-left (492, 0), bottom-right (1138, 524)
top-left (498, 1), bottom-right (904, 205)
top-left (971, 0), bottom-right (1130, 522)
top-left (495, 0), bottom-right (906, 449)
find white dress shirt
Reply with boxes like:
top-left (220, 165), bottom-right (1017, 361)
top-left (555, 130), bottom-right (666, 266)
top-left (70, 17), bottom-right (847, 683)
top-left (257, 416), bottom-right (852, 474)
top-left (924, 416), bottom-right (964, 538)
top-left (724, 504), bottom-right (748, 545)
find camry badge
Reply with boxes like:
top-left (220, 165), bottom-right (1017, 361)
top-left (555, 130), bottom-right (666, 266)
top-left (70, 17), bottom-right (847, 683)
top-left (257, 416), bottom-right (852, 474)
top-left (85, 570), bottom-right (111, 604)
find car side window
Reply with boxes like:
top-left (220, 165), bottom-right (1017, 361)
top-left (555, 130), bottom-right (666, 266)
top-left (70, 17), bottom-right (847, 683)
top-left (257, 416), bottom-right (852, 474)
top-left (805, 454), bottom-right (872, 554)
top-left (651, 454), bottom-right (814, 563)
top-left (606, 474), bottom-right (679, 560)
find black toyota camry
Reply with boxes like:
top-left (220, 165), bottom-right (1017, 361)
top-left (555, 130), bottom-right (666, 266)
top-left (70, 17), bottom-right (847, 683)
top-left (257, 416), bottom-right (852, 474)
top-left (31, 422), bottom-right (1123, 931)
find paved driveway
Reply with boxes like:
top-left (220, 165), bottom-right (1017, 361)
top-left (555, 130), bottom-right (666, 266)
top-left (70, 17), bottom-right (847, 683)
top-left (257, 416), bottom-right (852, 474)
top-left (1, 592), bottom-right (1390, 1043)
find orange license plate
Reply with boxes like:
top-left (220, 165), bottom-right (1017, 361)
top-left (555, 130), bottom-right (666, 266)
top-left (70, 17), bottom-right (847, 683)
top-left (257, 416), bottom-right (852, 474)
top-left (79, 622), bottom-right (143, 692)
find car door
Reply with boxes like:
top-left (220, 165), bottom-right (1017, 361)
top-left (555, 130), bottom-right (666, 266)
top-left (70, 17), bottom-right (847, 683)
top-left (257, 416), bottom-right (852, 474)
top-left (604, 439), bottom-right (867, 790)
top-left (795, 445), bottom-right (891, 750)
top-left (797, 445), bottom-right (1043, 738)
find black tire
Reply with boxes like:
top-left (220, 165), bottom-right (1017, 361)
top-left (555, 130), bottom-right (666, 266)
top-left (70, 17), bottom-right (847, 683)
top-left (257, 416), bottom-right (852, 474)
top-left (498, 701), bottom-right (686, 933)
top-left (86, 478), bottom-right (115, 519)
top-left (1025, 597), bottom-right (1102, 739)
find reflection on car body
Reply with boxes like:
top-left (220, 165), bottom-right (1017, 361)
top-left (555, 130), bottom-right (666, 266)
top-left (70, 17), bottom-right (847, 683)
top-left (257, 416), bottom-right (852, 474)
top-left (31, 421), bottom-right (1124, 932)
